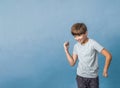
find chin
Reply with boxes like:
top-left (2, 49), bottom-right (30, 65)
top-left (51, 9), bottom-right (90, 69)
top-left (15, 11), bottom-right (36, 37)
top-left (78, 41), bottom-right (83, 44)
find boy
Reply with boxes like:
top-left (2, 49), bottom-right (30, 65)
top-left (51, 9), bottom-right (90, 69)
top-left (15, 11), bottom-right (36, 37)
top-left (63, 23), bottom-right (112, 88)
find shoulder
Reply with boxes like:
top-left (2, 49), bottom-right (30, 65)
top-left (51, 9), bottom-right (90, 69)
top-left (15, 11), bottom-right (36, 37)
top-left (89, 38), bottom-right (96, 42)
top-left (88, 38), bottom-right (99, 48)
top-left (89, 38), bottom-right (98, 44)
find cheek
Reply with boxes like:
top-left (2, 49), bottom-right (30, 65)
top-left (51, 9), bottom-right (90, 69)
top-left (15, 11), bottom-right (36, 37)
top-left (79, 36), bottom-right (84, 40)
top-left (82, 36), bottom-right (86, 39)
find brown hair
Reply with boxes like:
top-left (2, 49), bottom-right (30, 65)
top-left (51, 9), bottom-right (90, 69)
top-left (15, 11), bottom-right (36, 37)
top-left (71, 23), bottom-right (87, 36)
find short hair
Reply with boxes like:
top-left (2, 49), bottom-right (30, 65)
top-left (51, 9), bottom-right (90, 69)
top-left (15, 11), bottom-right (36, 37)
top-left (71, 23), bottom-right (87, 36)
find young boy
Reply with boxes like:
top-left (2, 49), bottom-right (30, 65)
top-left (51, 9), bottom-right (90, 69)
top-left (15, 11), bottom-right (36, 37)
top-left (63, 23), bottom-right (112, 88)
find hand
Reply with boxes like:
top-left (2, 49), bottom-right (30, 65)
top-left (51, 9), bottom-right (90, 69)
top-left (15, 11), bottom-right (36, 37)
top-left (63, 41), bottom-right (69, 52)
top-left (103, 70), bottom-right (108, 78)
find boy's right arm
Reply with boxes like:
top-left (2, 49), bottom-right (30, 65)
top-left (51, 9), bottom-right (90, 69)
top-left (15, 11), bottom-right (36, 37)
top-left (63, 42), bottom-right (78, 66)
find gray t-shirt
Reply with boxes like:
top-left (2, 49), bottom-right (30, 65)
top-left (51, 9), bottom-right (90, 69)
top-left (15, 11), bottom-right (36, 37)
top-left (73, 39), bottom-right (104, 78)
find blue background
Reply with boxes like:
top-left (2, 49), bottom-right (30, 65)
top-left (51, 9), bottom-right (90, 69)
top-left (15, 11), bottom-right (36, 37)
top-left (0, 0), bottom-right (120, 88)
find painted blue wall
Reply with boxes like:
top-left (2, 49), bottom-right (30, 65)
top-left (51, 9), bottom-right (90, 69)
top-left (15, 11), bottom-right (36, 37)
top-left (0, 0), bottom-right (120, 88)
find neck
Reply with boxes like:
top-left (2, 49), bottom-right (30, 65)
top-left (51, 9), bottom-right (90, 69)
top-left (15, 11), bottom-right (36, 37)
top-left (81, 37), bottom-right (89, 45)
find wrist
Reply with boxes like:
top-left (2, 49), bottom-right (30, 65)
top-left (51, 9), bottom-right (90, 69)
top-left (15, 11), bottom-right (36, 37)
top-left (65, 49), bottom-right (69, 53)
top-left (103, 68), bottom-right (108, 73)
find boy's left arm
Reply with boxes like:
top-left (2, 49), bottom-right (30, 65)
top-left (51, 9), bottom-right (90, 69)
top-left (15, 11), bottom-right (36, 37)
top-left (101, 48), bottom-right (112, 77)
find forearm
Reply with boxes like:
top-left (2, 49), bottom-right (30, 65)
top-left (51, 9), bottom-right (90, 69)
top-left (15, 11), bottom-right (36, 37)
top-left (103, 53), bottom-right (112, 72)
top-left (65, 50), bottom-right (75, 66)
top-left (63, 41), bottom-right (76, 66)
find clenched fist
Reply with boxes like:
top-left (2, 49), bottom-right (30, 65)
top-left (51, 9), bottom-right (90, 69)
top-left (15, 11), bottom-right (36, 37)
top-left (63, 41), bottom-right (69, 52)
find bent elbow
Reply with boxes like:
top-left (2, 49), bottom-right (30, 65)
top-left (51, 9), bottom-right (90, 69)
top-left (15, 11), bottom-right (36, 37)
top-left (70, 63), bottom-right (75, 67)
top-left (107, 53), bottom-right (112, 61)
top-left (109, 53), bottom-right (112, 58)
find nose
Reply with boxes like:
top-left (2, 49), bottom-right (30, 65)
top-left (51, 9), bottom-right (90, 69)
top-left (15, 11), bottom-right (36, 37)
top-left (74, 36), bottom-right (82, 40)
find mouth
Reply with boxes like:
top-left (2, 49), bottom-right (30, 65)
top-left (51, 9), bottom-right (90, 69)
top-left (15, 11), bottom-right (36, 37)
top-left (77, 39), bottom-right (82, 42)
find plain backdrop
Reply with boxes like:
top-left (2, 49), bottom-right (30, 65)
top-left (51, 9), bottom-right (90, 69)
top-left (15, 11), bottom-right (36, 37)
top-left (0, 0), bottom-right (120, 88)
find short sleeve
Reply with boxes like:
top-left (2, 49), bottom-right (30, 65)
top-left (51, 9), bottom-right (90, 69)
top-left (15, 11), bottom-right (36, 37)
top-left (93, 40), bottom-right (104, 53)
top-left (73, 45), bottom-right (78, 54)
